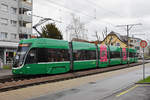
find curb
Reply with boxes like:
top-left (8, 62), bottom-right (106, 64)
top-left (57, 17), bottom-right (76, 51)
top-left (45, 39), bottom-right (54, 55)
top-left (135, 83), bottom-right (150, 84)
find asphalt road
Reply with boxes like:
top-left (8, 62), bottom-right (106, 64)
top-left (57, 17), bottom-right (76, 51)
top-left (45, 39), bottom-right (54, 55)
top-left (28, 63), bottom-right (150, 100)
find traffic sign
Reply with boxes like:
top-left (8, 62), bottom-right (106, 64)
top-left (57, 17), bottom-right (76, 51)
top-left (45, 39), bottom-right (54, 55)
top-left (140, 40), bottom-right (147, 80)
top-left (140, 40), bottom-right (147, 48)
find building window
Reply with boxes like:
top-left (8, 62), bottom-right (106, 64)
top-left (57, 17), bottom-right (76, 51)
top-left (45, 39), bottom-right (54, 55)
top-left (10, 7), bottom-right (17, 14)
top-left (19, 21), bottom-right (26, 27)
top-left (23, 0), bottom-right (32, 3)
top-left (0, 18), bottom-right (8, 25)
top-left (130, 40), bottom-right (133, 43)
top-left (11, 34), bottom-right (17, 39)
top-left (116, 43), bottom-right (120, 46)
top-left (137, 39), bottom-right (140, 42)
top-left (6, 52), bottom-right (14, 64)
top-left (1, 4), bottom-right (8, 12)
top-left (19, 34), bottom-right (28, 39)
top-left (135, 46), bottom-right (140, 50)
top-left (0, 32), bottom-right (8, 39)
top-left (10, 20), bottom-right (17, 27)
top-left (134, 40), bottom-right (137, 42)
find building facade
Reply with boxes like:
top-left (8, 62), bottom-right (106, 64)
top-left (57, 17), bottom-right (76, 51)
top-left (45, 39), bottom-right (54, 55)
top-left (129, 37), bottom-right (149, 57)
top-left (0, 0), bottom-right (32, 67)
top-left (101, 31), bottom-right (127, 48)
top-left (101, 31), bottom-right (149, 58)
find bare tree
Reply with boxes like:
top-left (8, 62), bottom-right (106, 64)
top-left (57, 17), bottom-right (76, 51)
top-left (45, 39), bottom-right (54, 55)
top-left (102, 27), bottom-right (109, 45)
top-left (102, 27), bottom-right (114, 46)
top-left (95, 31), bottom-right (101, 44)
top-left (66, 14), bottom-right (87, 41)
top-left (101, 27), bottom-right (111, 64)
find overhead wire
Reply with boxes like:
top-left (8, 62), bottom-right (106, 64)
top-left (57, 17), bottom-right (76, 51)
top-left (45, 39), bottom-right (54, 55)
top-left (86, 0), bottom-right (124, 18)
top-left (46, 0), bottom-right (95, 18)
top-left (33, 0), bottom-right (123, 38)
top-left (43, 0), bottom-right (117, 27)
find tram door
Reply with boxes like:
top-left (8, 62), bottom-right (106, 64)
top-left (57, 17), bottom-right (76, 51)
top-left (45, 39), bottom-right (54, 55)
top-left (122, 48), bottom-right (127, 64)
top-left (100, 45), bottom-right (108, 67)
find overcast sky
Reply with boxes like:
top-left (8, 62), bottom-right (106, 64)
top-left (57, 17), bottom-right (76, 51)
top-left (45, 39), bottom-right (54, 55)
top-left (33, 0), bottom-right (150, 41)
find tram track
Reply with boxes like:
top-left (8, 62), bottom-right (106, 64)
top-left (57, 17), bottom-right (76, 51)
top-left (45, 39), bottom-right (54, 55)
top-left (0, 61), bottom-right (149, 93)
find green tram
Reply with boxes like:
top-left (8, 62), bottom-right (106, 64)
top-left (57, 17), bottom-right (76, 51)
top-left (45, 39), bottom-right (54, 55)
top-left (12, 38), bottom-right (138, 75)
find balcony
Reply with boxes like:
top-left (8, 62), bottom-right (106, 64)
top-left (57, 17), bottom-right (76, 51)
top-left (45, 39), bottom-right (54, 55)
top-left (19, 0), bottom-right (32, 10)
top-left (19, 14), bottom-right (32, 23)
top-left (19, 27), bottom-right (32, 34)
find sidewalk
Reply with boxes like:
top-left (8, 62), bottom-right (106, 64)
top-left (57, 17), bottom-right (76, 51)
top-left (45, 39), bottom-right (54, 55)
top-left (0, 69), bottom-right (12, 76)
top-left (103, 84), bottom-right (150, 100)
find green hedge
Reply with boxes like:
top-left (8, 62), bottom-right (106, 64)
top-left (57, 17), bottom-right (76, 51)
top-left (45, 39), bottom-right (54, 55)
top-left (138, 76), bottom-right (150, 83)
top-left (2, 65), bottom-right (11, 69)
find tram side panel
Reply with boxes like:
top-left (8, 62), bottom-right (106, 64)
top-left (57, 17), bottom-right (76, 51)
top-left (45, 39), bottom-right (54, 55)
top-left (13, 38), bottom-right (71, 75)
top-left (122, 48), bottom-right (128, 64)
top-left (134, 49), bottom-right (138, 62)
top-left (72, 41), bottom-right (97, 71)
top-left (109, 46), bottom-right (122, 66)
top-left (99, 45), bottom-right (109, 68)
top-left (42, 40), bottom-right (70, 74)
top-left (129, 48), bottom-right (136, 63)
top-left (12, 38), bottom-right (138, 75)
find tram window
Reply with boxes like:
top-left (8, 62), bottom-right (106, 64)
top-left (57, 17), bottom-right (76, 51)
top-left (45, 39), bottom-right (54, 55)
top-left (89, 50), bottom-right (96, 59)
top-left (25, 48), bottom-right (37, 64)
top-left (47, 49), bottom-right (69, 62)
top-left (129, 52), bottom-right (132, 57)
top-left (110, 51), bottom-right (121, 58)
top-left (73, 50), bottom-right (96, 60)
top-left (129, 52), bottom-right (135, 57)
top-left (101, 50), bottom-right (105, 57)
top-left (37, 48), bottom-right (48, 62)
top-left (122, 52), bottom-right (126, 57)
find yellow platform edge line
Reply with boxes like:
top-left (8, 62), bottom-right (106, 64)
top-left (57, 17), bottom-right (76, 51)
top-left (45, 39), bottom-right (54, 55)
top-left (116, 85), bottom-right (138, 97)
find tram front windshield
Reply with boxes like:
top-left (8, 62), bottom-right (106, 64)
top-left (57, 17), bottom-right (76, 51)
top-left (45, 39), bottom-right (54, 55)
top-left (13, 43), bottom-right (31, 68)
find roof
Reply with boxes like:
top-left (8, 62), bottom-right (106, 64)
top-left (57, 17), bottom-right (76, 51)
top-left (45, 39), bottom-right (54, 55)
top-left (89, 40), bottom-right (102, 44)
top-left (72, 41), bottom-right (96, 50)
top-left (20, 38), bottom-right (69, 49)
top-left (108, 31), bottom-right (128, 43)
top-left (0, 41), bottom-right (18, 48)
top-left (109, 31), bottom-right (141, 42)
top-left (72, 38), bottom-right (89, 43)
